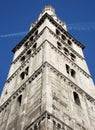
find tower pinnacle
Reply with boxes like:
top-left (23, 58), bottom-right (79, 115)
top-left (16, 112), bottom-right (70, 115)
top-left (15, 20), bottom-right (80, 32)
top-left (42, 6), bottom-right (56, 16)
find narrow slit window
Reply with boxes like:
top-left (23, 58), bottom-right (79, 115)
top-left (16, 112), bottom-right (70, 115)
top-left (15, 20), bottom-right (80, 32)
top-left (66, 64), bottom-right (70, 74)
top-left (25, 67), bottom-right (29, 76)
top-left (20, 72), bottom-right (25, 80)
top-left (17, 95), bottom-right (22, 107)
top-left (73, 92), bottom-right (80, 106)
top-left (56, 29), bottom-right (60, 35)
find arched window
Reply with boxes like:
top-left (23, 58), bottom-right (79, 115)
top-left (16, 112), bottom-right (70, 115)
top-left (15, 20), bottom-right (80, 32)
top-left (34, 124), bottom-right (38, 130)
top-left (66, 64), bottom-right (70, 74)
top-left (71, 69), bottom-right (76, 78)
top-left (70, 53), bottom-right (76, 61)
top-left (27, 49), bottom-right (31, 55)
top-left (24, 41), bottom-right (29, 47)
top-left (63, 47), bottom-right (69, 55)
top-left (35, 30), bottom-right (38, 35)
top-left (20, 66), bottom-right (29, 80)
top-left (20, 56), bottom-right (25, 62)
top-left (20, 72), bottom-right (25, 80)
top-left (17, 95), bottom-right (22, 107)
top-left (33, 43), bottom-right (37, 50)
top-left (56, 29), bottom-right (60, 35)
top-left (67, 39), bottom-right (72, 46)
top-left (73, 92), bottom-right (81, 106)
top-left (61, 34), bottom-right (66, 40)
top-left (30, 36), bottom-right (34, 41)
top-left (57, 42), bottom-right (62, 50)
top-left (57, 123), bottom-right (61, 128)
top-left (25, 67), bottom-right (29, 76)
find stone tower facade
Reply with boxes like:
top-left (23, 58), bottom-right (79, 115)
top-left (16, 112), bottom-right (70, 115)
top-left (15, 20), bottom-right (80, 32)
top-left (0, 6), bottom-right (95, 130)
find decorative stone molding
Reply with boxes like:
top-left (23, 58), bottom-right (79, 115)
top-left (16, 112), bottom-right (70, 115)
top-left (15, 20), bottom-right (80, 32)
top-left (48, 26), bottom-right (84, 60)
top-left (8, 26), bottom-right (88, 85)
top-left (45, 62), bottom-right (95, 104)
top-left (6, 39), bottom-right (45, 84)
top-left (25, 111), bottom-right (73, 130)
top-left (0, 61), bottom-right (95, 114)
top-left (12, 13), bottom-right (84, 53)
top-left (12, 26), bottom-right (47, 64)
top-left (0, 64), bottom-right (43, 112)
top-left (46, 39), bottom-right (90, 78)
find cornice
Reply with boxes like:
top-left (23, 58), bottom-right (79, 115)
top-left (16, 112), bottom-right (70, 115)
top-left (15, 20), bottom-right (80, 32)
top-left (12, 13), bottom-right (48, 53)
top-left (6, 40), bottom-right (44, 84)
top-left (12, 13), bottom-right (85, 53)
top-left (47, 27), bottom-right (85, 60)
top-left (45, 62), bottom-right (95, 102)
top-left (0, 61), bottom-right (95, 113)
top-left (0, 63), bottom-right (44, 112)
top-left (46, 14), bottom-right (85, 49)
top-left (6, 36), bottom-right (90, 90)
top-left (46, 39), bottom-right (91, 78)
top-left (6, 37), bottom-right (90, 86)
top-left (12, 26), bottom-right (46, 64)
top-left (25, 111), bottom-right (73, 130)
top-left (12, 26), bottom-right (84, 67)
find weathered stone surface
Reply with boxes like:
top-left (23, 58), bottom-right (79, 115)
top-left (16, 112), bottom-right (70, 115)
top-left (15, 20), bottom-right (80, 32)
top-left (0, 6), bottom-right (95, 130)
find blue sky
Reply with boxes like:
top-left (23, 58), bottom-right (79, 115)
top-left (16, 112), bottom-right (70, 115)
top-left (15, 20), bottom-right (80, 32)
top-left (0, 0), bottom-right (95, 94)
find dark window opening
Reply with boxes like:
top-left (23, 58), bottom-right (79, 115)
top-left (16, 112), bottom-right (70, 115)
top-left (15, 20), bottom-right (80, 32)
top-left (24, 41), bottom-right (29, 47)
top-left (5, 91), bottom-right (8, 95)
top-left (33, 43), bottom-right (37, 49)
top-left (57, 123), bottom-right (61, 128)
top-left (27, 49), bottom-right (31, 55)
top-left (56, 29), bottom-right (60, 35)
top-left (25, 67), bottom-right (29, 76)
top-left (64, 47), bottom-right (69, 55)
top-left (17, 95), bottom-right (22, 107)
top-left (47, 114), bottom-right (50, 119)
top-left (35, 30), bottom-right (38, 35)
top-left (73, 92), bottom-right (80, 106)
top-left (20, 56), bottom-right (25, 62)
top-left (57, 42), bottom-right (62, 50)
top-left (68, 40), bottom-right (72, 46)
top-left (62, 34), bottom-right (66, 40)
top-left (20, 66), bottom-right (29, 80)
top-left (20, 72), bottom-right (25, 80)
top-left (66, 64), bottom-right (70, 74)
top-left (53, 120), bottom-right (56, 125)
top-left (71, 69), bottom-right (76, 78)
top-left (70, 53), bottom-right (76, 61)
top-left (34, 124), bottom-right (37, 130)
top-left (30, 36), bottom-right (34, 41)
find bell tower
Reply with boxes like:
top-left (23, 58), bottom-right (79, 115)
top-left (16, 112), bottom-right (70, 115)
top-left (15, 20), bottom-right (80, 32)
top-left (0, 6), bottom-right (95, 130)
